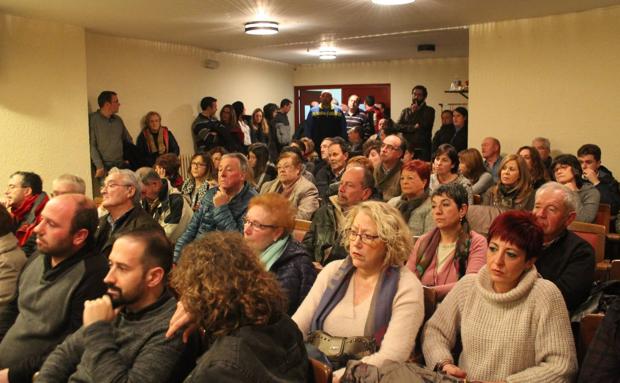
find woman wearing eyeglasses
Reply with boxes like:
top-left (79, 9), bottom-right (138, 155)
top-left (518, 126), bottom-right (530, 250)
top-left (293, 201), bottom-right (424, 381)
top-left (408, 183), bottom-right (487, 300)
top-left (244, 193), bottom-right (316, 315)
top-left (180, 153), bottom-right (216, 211)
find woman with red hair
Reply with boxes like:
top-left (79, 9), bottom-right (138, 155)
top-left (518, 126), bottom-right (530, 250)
top-left (388, 160), bottom-right (434, 236)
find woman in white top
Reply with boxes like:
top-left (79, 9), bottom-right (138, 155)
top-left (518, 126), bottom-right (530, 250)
top-left (293, 201), bottom-right (424, 381)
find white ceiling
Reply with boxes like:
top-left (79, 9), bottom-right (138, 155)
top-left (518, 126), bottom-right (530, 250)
top-left (1, 0), bottom-right (619, 64)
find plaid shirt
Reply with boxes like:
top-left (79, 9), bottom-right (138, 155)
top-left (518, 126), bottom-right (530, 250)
top-left (578, 297), bottom-right (620, 382)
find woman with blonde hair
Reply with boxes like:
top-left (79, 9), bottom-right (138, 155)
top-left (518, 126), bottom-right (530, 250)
top-left (170, 231), bottom-right (309, 382)
top-left (136, 111), bottom-right (180, 167)
top-left (293, 201), bottom-right (424, 380)
top-left (482, 154), bottom-right (535, 210)
top-left (244, 193), bottom-right (316, 315)
top-left (458, 148), bottom-right (494, 195)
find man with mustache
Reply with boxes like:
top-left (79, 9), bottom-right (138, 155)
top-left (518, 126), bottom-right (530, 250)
top-left (37, 229), bottom-right (192, 383)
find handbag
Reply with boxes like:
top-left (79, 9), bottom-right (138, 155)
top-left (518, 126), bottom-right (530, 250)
top-left (308, 330), bottom-right (377, 369)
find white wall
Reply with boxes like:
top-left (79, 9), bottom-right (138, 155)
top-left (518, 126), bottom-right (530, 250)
top-left (469, 6), bottom-right (620, 171)
top-left (293, 57), bottom-right (469, 132)
top-left (85, 33), bottom-right (295, 155)
top-left (0, 13), bottom-right (91, 194)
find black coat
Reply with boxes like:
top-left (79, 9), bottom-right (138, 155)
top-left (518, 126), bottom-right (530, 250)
top-left (271, 239), bottom-right (317, 315)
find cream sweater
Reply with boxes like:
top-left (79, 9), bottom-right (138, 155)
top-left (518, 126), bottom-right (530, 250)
top-left (293, 259), bottom-right (424, 370)
top-left (422, 265), bottom-right (577, 383)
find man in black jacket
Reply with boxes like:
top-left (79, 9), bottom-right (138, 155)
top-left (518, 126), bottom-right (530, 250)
top-left (578, 144), bottom-right (620, 217)
top-left (0, 194), bottom-right (108, 383)
top-left (397, 85), bottom-right (435, 161)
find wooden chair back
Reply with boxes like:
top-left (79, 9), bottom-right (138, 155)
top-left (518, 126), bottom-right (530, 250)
top-left (293, 219), bottom-right (312, 242)
top-left (610, 259), bottom-right (620, 281)
top-left (309, 358), bottom-right (332, 383)
top-left (578, 313), bottom-right (605, 364)
top-left (595, 203), bottom-right (612, 233)
top-left (423, 286), bottom-right (438, 321)
top-left (473, 194), bottom-right (481, 205)
top-left (569, 221), bottom-right (606, 263)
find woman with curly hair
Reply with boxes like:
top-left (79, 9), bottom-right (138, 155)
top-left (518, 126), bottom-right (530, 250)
top-left (482, 154), bottom-right (535, 210)
top-left (408, 183), bottom-right (487, 300)
top-left (169, 231), bottom-right (309, 382)
top-left (293, 201), bottom-right (424, 380)
top-left (136, 111), bottom-right (180, 168)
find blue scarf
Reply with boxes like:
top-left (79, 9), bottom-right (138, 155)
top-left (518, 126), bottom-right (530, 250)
top-left (260, 236), bottom-right (289, 271)
top-left (310, 257), bottom-right (400, 347)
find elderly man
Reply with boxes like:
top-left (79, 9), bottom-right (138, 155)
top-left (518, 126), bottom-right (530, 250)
top-left (396, 85), bottom-right (435, 161)
top-left (51, 174), bottom-right (86, 197)
top-left (303, 92), bottom-right (347, 153)
top-left (37, 229), bottom-right (193, 383)
top-left (481, 137), bottom-right (503, 182)
top-left (136, 168), bottom-right (193, 244)
top-left (94, 168), bottom-right (161, 258)
top-left (2, 171), bottom-right (49, 256)
top-left (532, 136), bottom-right (553, 172)
top-left (374, 134), bottom-right (406, 201)
top-left (0, 195), bottom-right (108, 383)
top-left (303, 166), bottom-right (374, 266)
top-left (174, 153), bottom-right (257, 262)
top-left (533, 182), bottom-right (596, 313)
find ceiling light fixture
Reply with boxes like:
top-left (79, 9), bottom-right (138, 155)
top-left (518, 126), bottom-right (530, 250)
top-left (372, 0), bottom-right (415, 5)
top-left (319, 48), bottom-right (337, 60)
top-left (244, 21), bottom-right (279, 35)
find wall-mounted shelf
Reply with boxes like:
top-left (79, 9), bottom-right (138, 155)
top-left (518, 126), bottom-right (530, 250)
top-left (445, 89), bottom-right (469, 99)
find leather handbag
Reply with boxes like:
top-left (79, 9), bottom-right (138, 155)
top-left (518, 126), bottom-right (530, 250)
top-left (308, 330), bottom-right (376, 369)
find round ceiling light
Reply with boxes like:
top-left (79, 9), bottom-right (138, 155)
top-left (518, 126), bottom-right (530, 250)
top-left (319, 48), bottom-right (337, 60)
top-left (244, 21), bottom-right (279, 35)
top-left (372, 0), bottom-right (415, 5)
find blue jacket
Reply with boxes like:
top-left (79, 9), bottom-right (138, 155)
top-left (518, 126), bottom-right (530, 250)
top-left (271, 239), bottom-right (317, 316)
top-left (174, 183), bottom-right (256, 262)
top-left (303, 105), bottom-right (347, 151)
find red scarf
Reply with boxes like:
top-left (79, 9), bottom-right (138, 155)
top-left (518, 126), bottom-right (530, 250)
top-left (13, 193), bottom-right (49, 247)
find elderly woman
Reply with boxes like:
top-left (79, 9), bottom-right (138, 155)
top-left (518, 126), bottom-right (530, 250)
top-left (429, 144), bottom-right (474, 205)
top-left (293, 201), bottom-right (424, 379)
top-left (244, 193), bottom-right (317, 315)
top-left (388, 160), bottom-right (434, 236)
top-left (170, 232), bottom-right (309, 382)
top-left (423, 210), bottom-right (577, 382)
top-left (552, 154), bottom-right (600, 223)
top-left (482, 154), bottom-right (535, 210)
top-left (180, 153), bottom-right (216, 211)
top-left (517, 145), bottom-right (550, 190)
top-left (136, 111), bottom-right (180, 168)
top-left (408, 183), bottom-right (487, 299)
top-left (247, 143), bottom-right (276, 191)
top-left (260, 151), bottom-right (319, 220)
top-left (458, 148), bottom-right (494, 195)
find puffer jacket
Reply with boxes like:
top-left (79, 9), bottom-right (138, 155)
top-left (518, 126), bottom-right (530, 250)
top-left (271, 239), bottom-right (317, 315)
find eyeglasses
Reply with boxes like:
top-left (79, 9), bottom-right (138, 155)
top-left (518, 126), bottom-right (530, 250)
top-left (345, 229), bottom-right (382, 245)
top-left (101, 183), bottom-right (131, 191)
top-left (191, 162), bottom-right (207, 167)
top-left (381, 143), bottom-right (399, 152)
top-left (277, 164), bottom-right (295, 171)
top-left (243, 217), bottom-right (278, 231)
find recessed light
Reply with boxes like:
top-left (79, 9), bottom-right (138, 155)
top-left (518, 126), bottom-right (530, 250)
top-left (372, 0), bottom-right (415, 5)
top-left (244, 21), bottom-right (279, 35)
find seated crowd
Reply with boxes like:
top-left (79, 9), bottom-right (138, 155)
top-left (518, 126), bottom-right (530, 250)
top-left (0, 87), bottom-right (618, 383)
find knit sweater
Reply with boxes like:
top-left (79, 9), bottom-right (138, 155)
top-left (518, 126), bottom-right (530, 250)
top-left (0, 234), bottom-right (26, 307)
top-left (293, 259), bottom-right (424, 372)
top-left (422, 265), bottom-right (577, 383)
top-left (387, 195), bottom-right (434, 236)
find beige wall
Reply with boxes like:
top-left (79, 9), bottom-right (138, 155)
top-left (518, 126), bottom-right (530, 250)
top-left (0, 13), bottom-right (91, 194)
top-left (293, 58), bottom-right (469, 131)
top-left (469, 6), bottom-right (620, 172)
top-left (85, 33), bottom-right (295, 156)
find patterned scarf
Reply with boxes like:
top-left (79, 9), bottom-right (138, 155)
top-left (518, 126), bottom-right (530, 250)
top-left (414, 220), bottom-right (471, 279)
top-left (143, 127), bottom-right (168, 155)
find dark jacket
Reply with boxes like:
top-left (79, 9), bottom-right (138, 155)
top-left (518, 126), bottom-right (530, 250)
top-left (396, 103), bottom-right (435, 161)
top-left (536, 230), bottom-right (596, 313)
top-left (183, 315), bottom-right (309, 383)
top-left (303, 105), bottom-right (347, 154)
top-left (315, 166), bottom-right (342, 203)
top-left (302, 197), bottom-right (347, 265)
top-left (595, 165), bottom-right (620, 216)
top-left (272, 239), bottom-right (317, 316)
top-left (431, 123), bottom-right (455, 156)
top-left (95, 207), bottom-right (162, 258)
top-left (135, 127), bottom-right (180, 168)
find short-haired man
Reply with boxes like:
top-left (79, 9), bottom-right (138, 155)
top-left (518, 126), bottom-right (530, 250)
top-left (375, 134), bottom-right (406, 201)
top-left (431, 110), bottom-right (454, 157)
top-left (303, 166), bottom-right (373, 265)
top-left (37, 229), bottom-right (192, 383)
top-left (89, 91), bottom-right (133, 180)
top-left (0, 195), bottom-right (108, 382)
top-left (532, 182), bottom-right (595, 313)
top-left (272, 98), bottom-right (293, 153)
top-left (303, 92), bottom-right (347, 153)
top-left (94, 168), bottom-right (161, 258)
top-left (51, 174), bottom-right (86, 197)
top-left (345, 94), bottom-right (371, 141)
top-left (481, 137), bottom-right (503, 182)
top-left (136, 168), bottom-right (193, 244)
top-left (3, 171), bottom-right (49, 256)
top-left (191, 96), bottom-right (235, 153)
top-left (311, 137), bottom-right (333, 177)
top-left (532, 137), bottom-right (553, 173)
top-left (174, 153), bottom-right (257, 262)
top-left (577, 144), bottom-right (620, 217)
top-left (315, 137), bottom-right (350, 201)
top-left (396, 85), bottom-right (435, 161)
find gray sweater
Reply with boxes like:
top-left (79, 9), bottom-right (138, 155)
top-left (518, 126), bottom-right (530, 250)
top-left (37, 291), bottom-right (186, 383)
top-left (89, 111), bottom-right (132, 169)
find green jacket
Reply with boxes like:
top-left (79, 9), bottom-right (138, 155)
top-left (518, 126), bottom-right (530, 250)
top-left (302, 196), bottom-right (347, 265)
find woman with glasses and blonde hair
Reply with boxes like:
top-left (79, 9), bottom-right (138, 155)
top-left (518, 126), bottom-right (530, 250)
top-left (136, 111), bottom-right (180, 167)
top-left (259, 151), bottom-right (319, 220)
top-left (482, 154), bottom-right (535, 210)
top-left (244, 193), bottom-right (316, 315)
top-left (293, 201), bottom-right (424, 380)
top-left (181, 153), bottom-right (216, 211)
